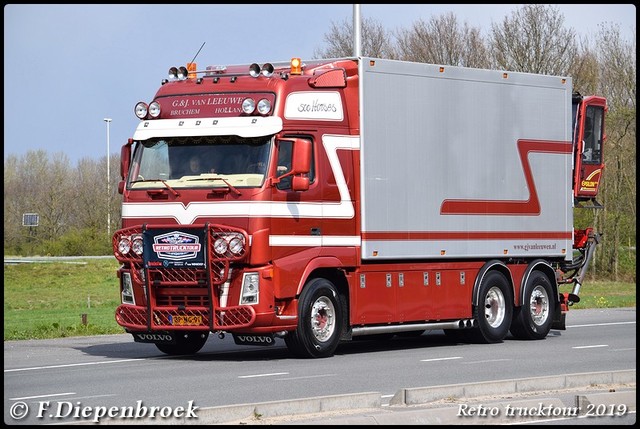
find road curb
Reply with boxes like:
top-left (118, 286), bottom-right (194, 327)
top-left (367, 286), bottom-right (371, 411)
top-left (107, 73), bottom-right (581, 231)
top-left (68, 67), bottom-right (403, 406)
top-left (390, 369), bottom-right (636, 406)
top-left (93, 370), bottom-right (635, 424)
top-left (197, 391), bottom-right (381, 424)
top-left (197, 369), bottom-right (635, 425)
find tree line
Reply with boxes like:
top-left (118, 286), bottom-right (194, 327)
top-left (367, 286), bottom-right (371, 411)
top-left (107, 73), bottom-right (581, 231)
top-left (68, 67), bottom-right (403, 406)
top-left (3, 5), bottom-right (635, 281)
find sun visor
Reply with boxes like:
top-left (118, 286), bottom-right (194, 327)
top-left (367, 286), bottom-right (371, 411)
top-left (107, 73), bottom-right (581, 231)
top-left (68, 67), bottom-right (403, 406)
top-left (133, 116), bottom-right (283, 140)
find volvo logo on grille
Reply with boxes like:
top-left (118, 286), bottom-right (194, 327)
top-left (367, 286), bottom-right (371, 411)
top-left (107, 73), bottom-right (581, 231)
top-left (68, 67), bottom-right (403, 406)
top-left (232, 334), bottom-right (276, 346)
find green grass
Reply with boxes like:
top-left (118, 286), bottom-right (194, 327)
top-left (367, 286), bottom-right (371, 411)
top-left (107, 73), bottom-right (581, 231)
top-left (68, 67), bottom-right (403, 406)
top-left (4, 258), bottom-right (124, 340)
top-left (3, 258), bottom-right (636, 341)
top-left (560, 279), bottom-right (637, 309)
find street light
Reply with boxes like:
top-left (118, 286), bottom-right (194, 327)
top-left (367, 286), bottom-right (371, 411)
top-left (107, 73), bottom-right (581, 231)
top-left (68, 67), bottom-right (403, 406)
top-left (103, 118), bottom-right (112, 237)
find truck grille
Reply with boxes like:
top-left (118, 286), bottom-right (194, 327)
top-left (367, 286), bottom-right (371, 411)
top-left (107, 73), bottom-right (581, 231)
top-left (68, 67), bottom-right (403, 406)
top-left (149, 268), bottom-right (210, 306)
top-left (114, 223), bottom-right (254, 332)
top-left (116, 304), bottom-right (256, 331)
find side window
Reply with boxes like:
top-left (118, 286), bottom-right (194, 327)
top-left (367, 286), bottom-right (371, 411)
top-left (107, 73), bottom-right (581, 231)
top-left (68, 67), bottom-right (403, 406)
top-left (582, 106), bottom-right (604, 164)
top-left (276, 140), bottom-right (293, 190)
top-left (275, 137), bottom-right (315, 191)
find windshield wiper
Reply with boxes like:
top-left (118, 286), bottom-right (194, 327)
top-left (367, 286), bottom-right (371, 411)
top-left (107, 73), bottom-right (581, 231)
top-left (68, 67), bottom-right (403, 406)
top-left (186, 177), bottom-right (242, 196)
top-left (130, 179), bottom-right (180, 197)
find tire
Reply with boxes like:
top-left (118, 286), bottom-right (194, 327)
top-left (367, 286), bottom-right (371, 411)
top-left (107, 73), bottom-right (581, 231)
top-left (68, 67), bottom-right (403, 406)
top-left (467, 271), bottom-right (513, 343)
top-left (510, 271), bottom-right (555, 340)
top-left (155, 331), bottom-right (209, 355)
top-left (285, 278), bottom-right (344, 358)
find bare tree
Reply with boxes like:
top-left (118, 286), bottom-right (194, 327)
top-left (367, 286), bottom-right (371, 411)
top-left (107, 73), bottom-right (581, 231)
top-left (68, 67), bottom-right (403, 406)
top-left (34, 152), bottom-right (75, 242)
top-left (2, 151), bottom-right (71, 251)
top-left (394, 12), bottom-right (490, 68)
top-left (569, 36), bottom-right (600, 95)
top-left (592, 23), bottom-right (637, 280)
top-left (3, 155), bottom-right (23, 252)
top-left (489, 4), bottom-right (578, 75)
top-left (71, 157), bottom-right (109, 231)
top-left (313, 16), bottom-right (396, 59)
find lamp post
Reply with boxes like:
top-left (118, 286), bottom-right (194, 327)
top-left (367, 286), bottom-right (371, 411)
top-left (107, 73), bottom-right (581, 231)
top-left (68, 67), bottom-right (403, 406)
top-left (103, 118), bottom-right (112, 237)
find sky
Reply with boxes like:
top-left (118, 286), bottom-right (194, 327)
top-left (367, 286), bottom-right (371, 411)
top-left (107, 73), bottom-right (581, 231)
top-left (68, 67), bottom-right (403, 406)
top-left (4, 4), bottom-right (636, 166)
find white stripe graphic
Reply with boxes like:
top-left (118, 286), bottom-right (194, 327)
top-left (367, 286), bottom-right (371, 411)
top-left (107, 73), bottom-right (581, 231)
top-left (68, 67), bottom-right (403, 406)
top-left (269, 235), bottom-right (361, 247)
top-left (122, 135), bottom-right (360, 225)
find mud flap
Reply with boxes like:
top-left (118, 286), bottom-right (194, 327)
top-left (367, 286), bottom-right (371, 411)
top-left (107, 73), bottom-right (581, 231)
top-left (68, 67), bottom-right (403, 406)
top-left (551, 312), bottom-right (567, 330)
top-left (132, 331), bottom-right (176, 344)
top-left (232, 333), bottom-right (276, 346)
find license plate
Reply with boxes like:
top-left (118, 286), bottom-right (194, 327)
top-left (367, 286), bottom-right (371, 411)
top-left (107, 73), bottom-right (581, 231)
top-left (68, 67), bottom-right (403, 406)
top-left (170, 315), bottom-right (202, 326)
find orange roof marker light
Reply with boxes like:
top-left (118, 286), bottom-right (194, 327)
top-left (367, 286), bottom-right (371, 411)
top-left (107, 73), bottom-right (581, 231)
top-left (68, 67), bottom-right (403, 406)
top-left (187, 62), bottom-right (197, 79)
top-left (290, 57), bottom-right (302, 75)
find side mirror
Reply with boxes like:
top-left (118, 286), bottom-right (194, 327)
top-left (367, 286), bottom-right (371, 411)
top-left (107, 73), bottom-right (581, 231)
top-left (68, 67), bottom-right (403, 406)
top-left (290, 138), bottom-right (311, 175)
top-left (120, 139), bottom-right (133, 179)
top-left (292, 176), bottom-right (309, 192)
top-left (273, 137), bottom-right (312, 191)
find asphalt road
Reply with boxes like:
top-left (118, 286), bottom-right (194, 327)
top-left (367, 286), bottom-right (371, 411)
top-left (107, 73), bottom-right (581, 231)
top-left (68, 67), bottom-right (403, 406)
top-left (4, 307), bottom-right (635, 425)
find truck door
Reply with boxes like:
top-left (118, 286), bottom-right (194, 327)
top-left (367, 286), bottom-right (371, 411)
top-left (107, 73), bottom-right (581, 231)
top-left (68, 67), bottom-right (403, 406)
top-left (573, 96), bottom-right (606, 207)
top-left (270, 136), bottom-right (319, 261)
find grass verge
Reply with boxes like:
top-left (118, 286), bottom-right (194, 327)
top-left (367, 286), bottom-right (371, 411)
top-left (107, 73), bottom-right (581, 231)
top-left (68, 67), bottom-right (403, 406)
top-left (3, 258), bottom-right (636, 341)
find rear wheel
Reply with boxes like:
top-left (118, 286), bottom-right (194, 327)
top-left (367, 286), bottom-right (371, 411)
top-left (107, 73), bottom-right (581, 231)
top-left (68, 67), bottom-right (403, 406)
top-left (467, 271), bottom-right (513, 343)
top-left (510, 271), bottom-right (554, 340)
top-left (155, 331), bottom-right (209, 355)
top-left (285, 278), bottom-right (344, 358)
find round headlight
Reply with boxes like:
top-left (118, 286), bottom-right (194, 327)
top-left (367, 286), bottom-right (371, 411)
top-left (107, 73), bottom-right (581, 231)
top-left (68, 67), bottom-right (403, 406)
top-left (118, 237), bottom-right (132, 255)
top-left (242, 98), bottom-right (256, 114)
top-left (213, 238), bottom-right (228, 255)
top-left (257, 99), bottom-right (272, 115)
top-left (134, 102), bottom-right (148, 119)
top-left (148, 101), bottom-right (161, 118)
top-left (228, 236), bottom-right (244, 255)
top-left (132, 236), bottom-right (144, 255)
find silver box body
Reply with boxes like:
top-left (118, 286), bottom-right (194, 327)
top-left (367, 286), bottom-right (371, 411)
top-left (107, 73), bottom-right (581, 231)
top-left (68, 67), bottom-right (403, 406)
top-left (358, 58), bottom-right (573, 261)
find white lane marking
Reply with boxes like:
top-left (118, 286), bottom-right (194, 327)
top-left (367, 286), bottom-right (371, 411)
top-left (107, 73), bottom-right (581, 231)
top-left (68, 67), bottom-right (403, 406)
top-left (572, 344), bottom-right (609, 349)
top-left (462, 358), bottom-right (512, 364)
top-left (4, 358), bottom-right (145, 373)
top-left (420, 356), bottom-right (463, 362)
top-left (238, 372), bottom-right (289, 379)
top-left (275, 374), bottom-right (337, 381)
top-left (10, 392), bottom-right (76, 401)
top-left (568, 321), bottom-right (635, 328)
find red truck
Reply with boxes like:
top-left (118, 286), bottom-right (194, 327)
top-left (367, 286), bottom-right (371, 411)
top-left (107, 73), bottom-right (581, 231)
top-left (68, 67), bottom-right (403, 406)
top-left (112, 57), bottom-right (606, 358)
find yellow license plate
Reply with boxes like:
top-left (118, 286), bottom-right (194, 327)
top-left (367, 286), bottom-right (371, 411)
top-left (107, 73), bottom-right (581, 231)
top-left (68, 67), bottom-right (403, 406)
top-left (170, 315), bottom-right (202, 326)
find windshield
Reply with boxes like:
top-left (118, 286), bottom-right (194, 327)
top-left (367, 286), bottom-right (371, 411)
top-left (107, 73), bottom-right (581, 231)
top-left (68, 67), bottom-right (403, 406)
top-left (128, 135), bottom-right (272, 189)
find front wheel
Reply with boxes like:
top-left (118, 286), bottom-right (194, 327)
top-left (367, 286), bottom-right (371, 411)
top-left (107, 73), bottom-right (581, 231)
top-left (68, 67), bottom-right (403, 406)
top-left (510, 271), bottom-right (554, 340)
top-left (467, 271), bottom-right (513, 343)
top-left (285, 278), bottom-right (344, 358)
top-left (155, 331), bottom-right (209, 355)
